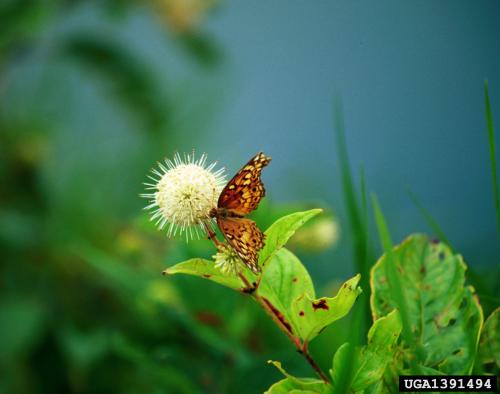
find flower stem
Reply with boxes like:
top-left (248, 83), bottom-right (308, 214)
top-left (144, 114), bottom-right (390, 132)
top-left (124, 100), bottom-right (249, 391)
top-left (203, 222), bottom-right (223, 248)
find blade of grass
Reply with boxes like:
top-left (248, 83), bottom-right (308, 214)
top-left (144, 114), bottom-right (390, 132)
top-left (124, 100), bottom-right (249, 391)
top-left (331, 100), bottom-right (371, 393)
top-left (371, 194), bottom-right (423, 372)
top-left (360, 167), bottom-right (368, 234)
top-left (407, 188), bottom-right (453, 251)
top-left (334, 99), bottom-right (370, 327)
top-left (484, 80), bottom-right (500, 237)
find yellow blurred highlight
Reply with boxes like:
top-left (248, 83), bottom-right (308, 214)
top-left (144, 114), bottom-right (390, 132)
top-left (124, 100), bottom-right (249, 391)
top-left (150, 0), bottom-right (217, 32)
top-left (289, 216), bottom-right (340, 253)
top-left (116, 228), bottom-right (145, 254)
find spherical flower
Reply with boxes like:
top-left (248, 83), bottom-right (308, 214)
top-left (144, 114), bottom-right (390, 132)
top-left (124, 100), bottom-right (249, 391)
top-left (213, 246), bottom-right (244, 276)
top-left (141, 152), bottom-right (226, 240)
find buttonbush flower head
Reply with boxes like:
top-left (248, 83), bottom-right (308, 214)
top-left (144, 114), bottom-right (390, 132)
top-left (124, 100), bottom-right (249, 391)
top-left (142, 152), bottom-right (226, 240)
top-left (290, 216), bottom-right (340, 253)
top-left (213, 245), bottom-right (244, 276)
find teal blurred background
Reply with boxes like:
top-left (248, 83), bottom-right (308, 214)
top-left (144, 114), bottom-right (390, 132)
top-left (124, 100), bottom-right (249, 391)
top-left (1, 1), bottom-right (499, 393)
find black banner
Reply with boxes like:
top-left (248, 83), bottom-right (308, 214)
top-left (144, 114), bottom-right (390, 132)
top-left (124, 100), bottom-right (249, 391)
top-left (399, 375), bottom-right (497, 392)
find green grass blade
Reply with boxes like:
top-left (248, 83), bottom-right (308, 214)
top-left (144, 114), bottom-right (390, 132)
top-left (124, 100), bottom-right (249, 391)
top-left (371, 194), bottom-right (423, 371)
top-left (360, 167), bottom-right (368, 235)
top-left (484, 80), bottom-right (500, 237)
top-left (407, 188), bottom-right (453, 251)
top-left (334, 100), bottom-right (364, 244)
top-left (331, 100), bottom-right (371, 394)
top-left (333, 99), bottom-right (370, 318)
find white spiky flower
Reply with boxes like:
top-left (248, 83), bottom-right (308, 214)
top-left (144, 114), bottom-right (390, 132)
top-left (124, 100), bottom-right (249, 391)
top-left (141, 152), bottom-right (226, 240)
top-left (213, 246), bottom-right (244, 276)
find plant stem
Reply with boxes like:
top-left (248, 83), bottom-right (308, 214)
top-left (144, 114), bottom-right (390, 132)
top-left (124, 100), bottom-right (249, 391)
top-left (203, 222), bottom-right (223, 248)
top-left (204, 228), bottom-right (330, 384)
top-left (240, 272), bottom-right (331, 384)
top-left (301, 341), bottom-right (330, 384)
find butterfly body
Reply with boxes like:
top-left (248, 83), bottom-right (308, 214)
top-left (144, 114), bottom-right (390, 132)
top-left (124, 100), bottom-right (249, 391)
top-left (211, 152), bottom-right (271, 273)
top-left (209, 207), bottom-right (244, 219)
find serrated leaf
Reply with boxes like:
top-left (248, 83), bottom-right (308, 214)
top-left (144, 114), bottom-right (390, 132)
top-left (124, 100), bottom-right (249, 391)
top-left (330, 310), bottom-right (402, 393)
top-left (265, 360), bottom-right (329, 394)
top-left (260, 209), bottom-right (322, 268)
top-left (163, 258), bottom-right (244, 291)
top-left (370, 234), bottom-right (483, 374)
top-left (477, 307), bottom-right (500, 374)
top-left (291, 274), bottom-right (362, 342)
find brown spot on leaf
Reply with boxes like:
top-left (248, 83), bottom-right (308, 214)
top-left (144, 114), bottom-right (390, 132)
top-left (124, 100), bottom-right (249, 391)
top-left (262, 297), bottom-right (293, 334)
top-left (203, 274), bottom-right (212, 278)
top-left (312, 299), bottom-right (329, 311)
top-left (292, 277), bottom-right (298, 283)
top-left (420, 266), bottom-right (426, 274)
top-left (299, 311), bottom-right (305, 316)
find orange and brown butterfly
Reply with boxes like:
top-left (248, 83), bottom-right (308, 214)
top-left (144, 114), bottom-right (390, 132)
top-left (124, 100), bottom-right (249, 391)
top-left (209, 152), bottom-right (272, 273)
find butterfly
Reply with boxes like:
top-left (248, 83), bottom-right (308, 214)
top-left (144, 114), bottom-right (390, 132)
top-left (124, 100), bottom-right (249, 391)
top-left (210, 152), bottom-right (272, 273)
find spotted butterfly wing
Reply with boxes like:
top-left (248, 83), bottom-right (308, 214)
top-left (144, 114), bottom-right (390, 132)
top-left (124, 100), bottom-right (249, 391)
top-left (216, 217), bottom-right (264, 273)
top-left (217, 152), bottom-right (271, 273)
top-left (218, 152), bottom-right (271, 215)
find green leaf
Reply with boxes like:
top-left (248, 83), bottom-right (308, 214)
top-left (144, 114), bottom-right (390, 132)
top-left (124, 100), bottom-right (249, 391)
top-left (265, 361), bottom-right (329, 394)
top-left (257, 248), bottom-right (361, 343)
top-left (367, 309), bottom-right (402, 349)
top-left (163, 258), bottom-right (244, 291)
top-left (476, 307), bottom-right (500, 374)
top-left (291, 274), bottom-right (362, 342)
top-left (257, 248), bottom-right (315, 339)
top-left (260, 209), bottom-right (322, 268)
top-left (371, 234), bottom-right (483, 374)
top-left (330, 310), bottom-right (402, 393)
top-left (163, 210), bottom-right (322, 291)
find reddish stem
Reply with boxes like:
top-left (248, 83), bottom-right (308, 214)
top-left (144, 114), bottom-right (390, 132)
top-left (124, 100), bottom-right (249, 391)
top-left (203, 222), bottom-right (223, 248)
top-left (240, 272), bottom-right (330, 384)
top-left (203, 228), bottom-right (330, 384)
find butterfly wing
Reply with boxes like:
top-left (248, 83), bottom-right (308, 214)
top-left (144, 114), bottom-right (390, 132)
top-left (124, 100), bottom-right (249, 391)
top-left (218, 152), bottom-right (271, 215)
top-left (217, 217), bottom-right (265, 273)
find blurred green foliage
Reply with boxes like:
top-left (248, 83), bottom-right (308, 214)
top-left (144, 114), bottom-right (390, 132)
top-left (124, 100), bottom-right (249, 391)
top-left (0, 2), bottom-right (346, 392)
top-left (1, 1), bottom-right (499, 393)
